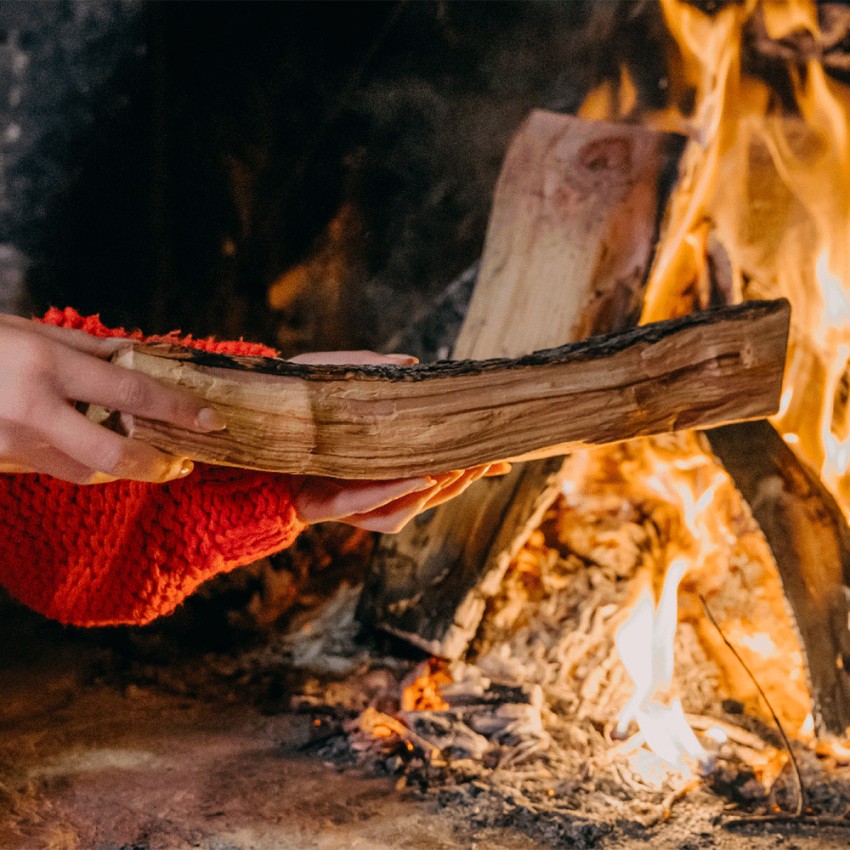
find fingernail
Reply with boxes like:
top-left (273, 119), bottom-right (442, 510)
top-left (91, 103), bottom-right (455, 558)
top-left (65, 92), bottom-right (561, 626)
top-left (386, 354), bottom-right (419, 365)
top-left (401, 477), bottom-right (434, 492)
top-left (196, 407), bottom-right (227, 431)
top-left (159, 457), bottom-right (194, 481)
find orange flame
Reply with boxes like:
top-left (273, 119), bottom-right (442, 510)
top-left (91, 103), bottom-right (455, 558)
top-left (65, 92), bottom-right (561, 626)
top-left (578, 0), bottom-right (847, 774)
top-left (645, 0), bottom-right (850, 516)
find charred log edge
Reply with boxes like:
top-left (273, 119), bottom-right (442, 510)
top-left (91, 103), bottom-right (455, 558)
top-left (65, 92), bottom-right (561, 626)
top-left (682, 2), bottom-right (850, 79)
top-left (130, 298), bottom-right (789, 382)
top-left (706, 420), bottom-right (850, 737)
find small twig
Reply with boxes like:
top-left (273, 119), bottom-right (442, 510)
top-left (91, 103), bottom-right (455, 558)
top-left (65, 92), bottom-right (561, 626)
top-left (639, 777), bottom-right (702, 828)
top-left (699, 595), bottom-right (805, 818)
top-left (685, 713), bottom-right (771, 752)
top-left (723, 814), bottom-right (850, 830)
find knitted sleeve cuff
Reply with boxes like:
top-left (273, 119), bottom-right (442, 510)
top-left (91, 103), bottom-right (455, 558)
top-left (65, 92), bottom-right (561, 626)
top-left (0, 309), bottom-right (306, 627)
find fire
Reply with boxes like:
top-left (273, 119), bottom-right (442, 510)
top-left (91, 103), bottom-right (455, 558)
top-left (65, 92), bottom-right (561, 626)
top-left (616, 572), bottom-right (706, 774)
top-left (373, 0), bottom-right (845, 795)
top-left (578, 0), bottom-right (850, 777)
top-left (401, 658), bottom-right (452, 713)
top-left (645, 0), bottom-right (850, 517)
top-left (613, 455), bottom-right (727, 776)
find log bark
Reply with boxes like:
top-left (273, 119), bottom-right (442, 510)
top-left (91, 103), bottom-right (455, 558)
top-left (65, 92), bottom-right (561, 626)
top-left (112, 300), bottom-right (788, 479)
top-left (707, 415), bottom-right (850, 737)
top-left (358, 111), bottom-right (688, 655)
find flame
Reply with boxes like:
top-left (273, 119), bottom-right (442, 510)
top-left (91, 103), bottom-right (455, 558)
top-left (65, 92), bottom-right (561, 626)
top-left (365, 0), bottom-right (847, 784)
top-left (401, 659), bottom-right (452, 713)
top-left (616, 570), bottom-right (706, 773)
top-left (646, 0), bottom-right (850, 517)
top-left (578, 0), bottom-right (850, 774)
top-left (613, 458), bottom-right (726, 777)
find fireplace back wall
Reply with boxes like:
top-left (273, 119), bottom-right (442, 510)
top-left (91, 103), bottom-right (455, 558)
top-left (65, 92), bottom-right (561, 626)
top-left (1, 0), bottom-right (606, 351)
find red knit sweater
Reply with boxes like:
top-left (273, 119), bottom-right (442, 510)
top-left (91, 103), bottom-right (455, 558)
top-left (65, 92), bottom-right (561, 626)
top-left (0, 308), bottom-right (305, 627)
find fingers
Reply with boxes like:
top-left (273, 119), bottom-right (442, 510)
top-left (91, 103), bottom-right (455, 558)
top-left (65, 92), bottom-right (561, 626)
top-left (421, 466), bottom-right (489, 511)
top-left (292, 476), bottom-right (434, 524)
top-left (1, 316), bottom-right (222, 433)
top-left (0, 423), bottom-right (118, 484)
top-left (38, 403), bottom-right (193, 483)
top-left (294, 461), bottom-right (514, 532)
top-left (53, 346), bottom-right (226, 433)
top-left (341, 463), bottom-right (512, 531)
top-left (348, 469), bottom-right (491, 532)
top-left (0, 314), bottom-right (134, 360)
top-left (344, 487), bottom-right (441, 533)
top-left (17, 444), bottom-right (105, 484)
top-left (0, 316), bottom-right (201, 484)
top-left (289, 351), bottom-right (418, 366)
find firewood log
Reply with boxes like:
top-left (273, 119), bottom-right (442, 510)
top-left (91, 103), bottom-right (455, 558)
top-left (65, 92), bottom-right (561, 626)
top-left (708, 402), bottom-right (850, 737)
top-left (109, 300), bottom-right (790, 479)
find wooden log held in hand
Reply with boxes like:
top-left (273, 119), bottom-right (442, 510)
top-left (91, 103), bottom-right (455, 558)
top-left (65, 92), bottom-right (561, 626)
top-left (110, 300), bottom-right (788, 478)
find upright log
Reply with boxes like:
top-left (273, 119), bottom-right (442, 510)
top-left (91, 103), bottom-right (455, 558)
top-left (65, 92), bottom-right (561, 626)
top-left (707, 418), bottom-right (850, 736)
top-left (358, 111), bottom-right (685, 657)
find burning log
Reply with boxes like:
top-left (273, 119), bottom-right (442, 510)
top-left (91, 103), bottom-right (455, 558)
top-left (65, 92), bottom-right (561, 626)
top-left (706, 420), bottom-right (850, 737)
top-left (108, 300), bottom-right (787, 479)
top-left (358, 110), bottom-right (687, 656)
top-left (599, 1), bottom-right (850, 743)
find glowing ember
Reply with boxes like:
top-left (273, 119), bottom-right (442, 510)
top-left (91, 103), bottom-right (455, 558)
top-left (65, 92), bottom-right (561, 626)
top-left (401, 659), bottom-right (452, 713)
top-left (353, 706), bottom-right (410, 741)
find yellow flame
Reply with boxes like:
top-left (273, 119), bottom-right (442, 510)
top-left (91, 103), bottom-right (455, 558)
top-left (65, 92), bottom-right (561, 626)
top-left (649, 0), bottom-right (850, 519)
top-left (612, 448), bottom-right (733, 776)
top-left (580, 0), bottom-right (850, 772)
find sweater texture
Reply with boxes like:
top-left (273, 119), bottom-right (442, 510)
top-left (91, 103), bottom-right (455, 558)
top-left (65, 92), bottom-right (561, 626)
top-left (0, 308), bottom-right (305, 626)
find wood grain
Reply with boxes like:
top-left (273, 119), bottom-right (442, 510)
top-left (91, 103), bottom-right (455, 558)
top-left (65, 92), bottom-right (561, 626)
top-left (115, 300), bottom-right (790, 480)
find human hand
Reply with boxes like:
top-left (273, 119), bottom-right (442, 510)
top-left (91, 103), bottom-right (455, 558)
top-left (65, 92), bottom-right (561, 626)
top-left (289, 464), bottom-right (510, 533)
top-left (0, 313), bottom-right (226, 484)
top-left (286, 349), bottom-right (511, 532)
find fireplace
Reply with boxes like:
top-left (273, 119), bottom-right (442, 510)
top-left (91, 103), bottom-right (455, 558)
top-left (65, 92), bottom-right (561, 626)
top-left (4, 2), bottom-right (850, 848)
